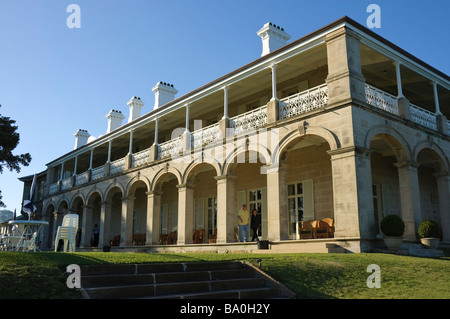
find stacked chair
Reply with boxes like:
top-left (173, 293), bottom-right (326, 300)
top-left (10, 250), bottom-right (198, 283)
top-left (54, 214), bottom-right (79, 252)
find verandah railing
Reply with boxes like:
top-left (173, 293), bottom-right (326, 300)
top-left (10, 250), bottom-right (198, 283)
top-left (49, 82), bottom-right (446, 195)
top-left (279, 84), bottom-right (328, 120)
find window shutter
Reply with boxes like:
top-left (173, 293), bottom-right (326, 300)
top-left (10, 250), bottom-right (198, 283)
top-left (302, 179), bottom-right (314, 221)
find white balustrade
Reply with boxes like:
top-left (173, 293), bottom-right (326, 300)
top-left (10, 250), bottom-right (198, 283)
top-left (75, 172), bottom-right (88, 186)
top-left (279, 84), bottom-right (328, 120)
top-left (364, 84), bottom-right (399, 115)
top-left (230, 105), bottom-right (267, 135)
top-left (132, 148), bottom-right (150, 167)
top-left (410, 103), bottom-right (437, 130)
top-left (91, 166), bottom-right (105, 181)
top-left (191, 123), bottom-right (220, 149)
top-left (110, 158), bottom-right (126, 175)
top-left (158, 137), bottom-right (182, 160)
top-left (49, 183), bottom-right (58, 195)
top-left (61, 177), bottom-right (72, 191)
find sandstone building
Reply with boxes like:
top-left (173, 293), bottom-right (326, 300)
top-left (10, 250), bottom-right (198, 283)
top-left (21, 17), bottom-right (450, 253)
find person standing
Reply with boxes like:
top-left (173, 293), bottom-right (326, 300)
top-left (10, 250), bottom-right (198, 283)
top-left (93, 224), bottom-right (100, 247)
top-left (237, 204), bottom-right (250, 242)
top-left (251, 208), bottom-right (261, 242)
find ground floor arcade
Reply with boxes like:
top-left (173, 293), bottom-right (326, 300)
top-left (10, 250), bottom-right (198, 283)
top-left (41, 107), bottom-right (450, 253)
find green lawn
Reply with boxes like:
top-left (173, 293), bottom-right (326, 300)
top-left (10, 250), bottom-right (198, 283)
top-left (0, 251), bottom-right (448, 299)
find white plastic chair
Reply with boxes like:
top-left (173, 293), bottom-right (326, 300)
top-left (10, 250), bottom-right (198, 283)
top-left (54, 214), bottom-right (79, 252)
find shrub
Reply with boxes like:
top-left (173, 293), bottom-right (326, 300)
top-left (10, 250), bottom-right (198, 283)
top-left (380, 215), bottom-right (405, 237)
top-left (418, 219), bottom-right (440, 238)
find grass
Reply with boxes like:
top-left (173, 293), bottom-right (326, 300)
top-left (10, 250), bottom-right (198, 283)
top-left (0, 251), bottom-right (449, 299)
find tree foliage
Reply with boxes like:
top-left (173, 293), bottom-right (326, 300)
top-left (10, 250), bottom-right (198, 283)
top-left (0, 106), bottom-right (32, 207)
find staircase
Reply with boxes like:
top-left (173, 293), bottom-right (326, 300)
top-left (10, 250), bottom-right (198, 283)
top-left (79, 261), bottom-right (295, 299)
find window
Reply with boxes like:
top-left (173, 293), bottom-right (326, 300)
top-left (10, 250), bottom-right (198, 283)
top-left (287, 180), bottom-right (314, 239)
top-left (207, 197), bottom-right (217, 238)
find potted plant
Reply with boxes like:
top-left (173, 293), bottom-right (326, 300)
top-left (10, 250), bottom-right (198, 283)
top-left (418, 219), bottom-right (440, 249)
top-left (380, 215), bottom-right (405, 250)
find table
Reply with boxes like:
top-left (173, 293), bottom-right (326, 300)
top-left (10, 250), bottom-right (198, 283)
top-left (7, 220), bottom-right (49, 252)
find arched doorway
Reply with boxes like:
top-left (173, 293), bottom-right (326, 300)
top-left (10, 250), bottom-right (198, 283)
top-left (185, 162), bottom-right (219, 244)
top-left (152, 172), bottom-right (179, 245)
top-left (280, 134), bottom-right (333, 240)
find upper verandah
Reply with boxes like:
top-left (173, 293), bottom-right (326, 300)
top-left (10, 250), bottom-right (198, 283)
top-left (46, 16), bottom-right (449, 169)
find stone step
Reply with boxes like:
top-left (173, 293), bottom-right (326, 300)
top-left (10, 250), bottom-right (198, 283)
top-left (82, 268), bottom-right (254, 288)
top-left (83, 277), bottom-right (267, 299)
top-left (80, 261), bottom-right (242, 276)
top-left (140, 287), bottom-right (279, 299)
top-left (79, 261), bottom-right (295, 299)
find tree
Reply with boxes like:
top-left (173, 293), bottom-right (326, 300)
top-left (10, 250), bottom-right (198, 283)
top-left (0, 105), bottom-right (32, 207)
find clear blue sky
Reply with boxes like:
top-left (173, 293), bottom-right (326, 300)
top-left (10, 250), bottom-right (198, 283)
top-left (0, 0), bottom-right (449, 212)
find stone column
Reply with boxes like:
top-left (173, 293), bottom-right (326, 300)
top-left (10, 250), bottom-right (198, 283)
top-left (395, 161), bottom-right (422, 241)
top-left (120, 196), bottom-right (135, 246)
top-left (51, 211), bottom-right (60, 250)
top-left (99, 201), bottom-right (111, 247)
top-left (328, 146), bottom-right (375, 240)
top-left (436, 173), bottom-right (450, 242)
top-left (215, 174), bottom-right (236, 243)
top-left (80, 205), bottom-right (93, 247)
top-left (176, 184), bottom-right (194, 245)
top-left (264, 163), bottom-right (287, 241)
top-left (325, 26), bottom-right (366, 107)
top-left (146, 191), bottom-right (162, 245)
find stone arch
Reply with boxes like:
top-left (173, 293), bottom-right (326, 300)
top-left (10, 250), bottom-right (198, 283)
top-left (151, 166), bottom-right (182, 191)
top-left (56, 198), bottom-right (69, 213)
top-left (413, 140), bottom-right (449, 174)
top-left (126, 175), bottom-right (150, 197)
top-left (86, 189), bottom-right (103, 205)
top-left (183, 160), bottom-right (221, 184)
top-left (69, 194), bottom-right (85, 210)
top-left (105, 182), bottom-right (126, 201)
top-left (364, 124), bottom-right (412, 162)
top-left (223, 144), bottom-right (271, 176)
top-left (272, 123), bottom-right (340, 164)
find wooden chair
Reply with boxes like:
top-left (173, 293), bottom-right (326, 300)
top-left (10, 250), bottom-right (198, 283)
top-left (299, 220), bottom-right (316, 239)
top-left (209, 229), bottom-right (217, 244)
top-left (193, 229), bottom-right (205, 244)
top-left (167, 231), bottom-right (177, 245)
top-left (315, 218), bottom-right (335, 238)
top-left (110, 235), bottom-right (120, 246)
top-left (159, 234), bottom-right (168, 245)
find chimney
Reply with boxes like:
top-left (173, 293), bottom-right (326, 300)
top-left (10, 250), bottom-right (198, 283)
top-left (257, 22), bottom-right (291, 57)
top-left (106, 109), bottom-right (125, 133)
top-left (127, 96), bottom-right (144, 123)
top-left (74, 129), bottom-right (90, 149)
top-left (152, 81), bottom-right (178, 109)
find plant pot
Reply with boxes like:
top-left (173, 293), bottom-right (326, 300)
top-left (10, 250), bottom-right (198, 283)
top-left (420, 238), bottom-right (439, 249)
top-left (383, 236), bottom-right (403, 250)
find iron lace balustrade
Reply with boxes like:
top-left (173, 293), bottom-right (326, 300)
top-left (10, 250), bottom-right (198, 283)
top-left (75, 172), bottom-right (88, 186)
top-left (49, 183), bottom-right (58, 195)
top-left (191, 122), bottom-right (220, 149)
top-left (110, 157), bottom-right (126, 175)
top-left (91, 165), bottom-right (105, 181)
top-left (410, 103), bottom-right (437, 131)
top-left (364, 84), bottom-right (399, 115)
top-left (230, 105), bottom-right (268, 135)
top-left (131, 148), bottom-right (151, 168)
top-left (61, 177), bottom-right (71, 191)
top-left (279, 84), bottom-right (328, 120)
top-left (158, 137), bottom-right (182, 160)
